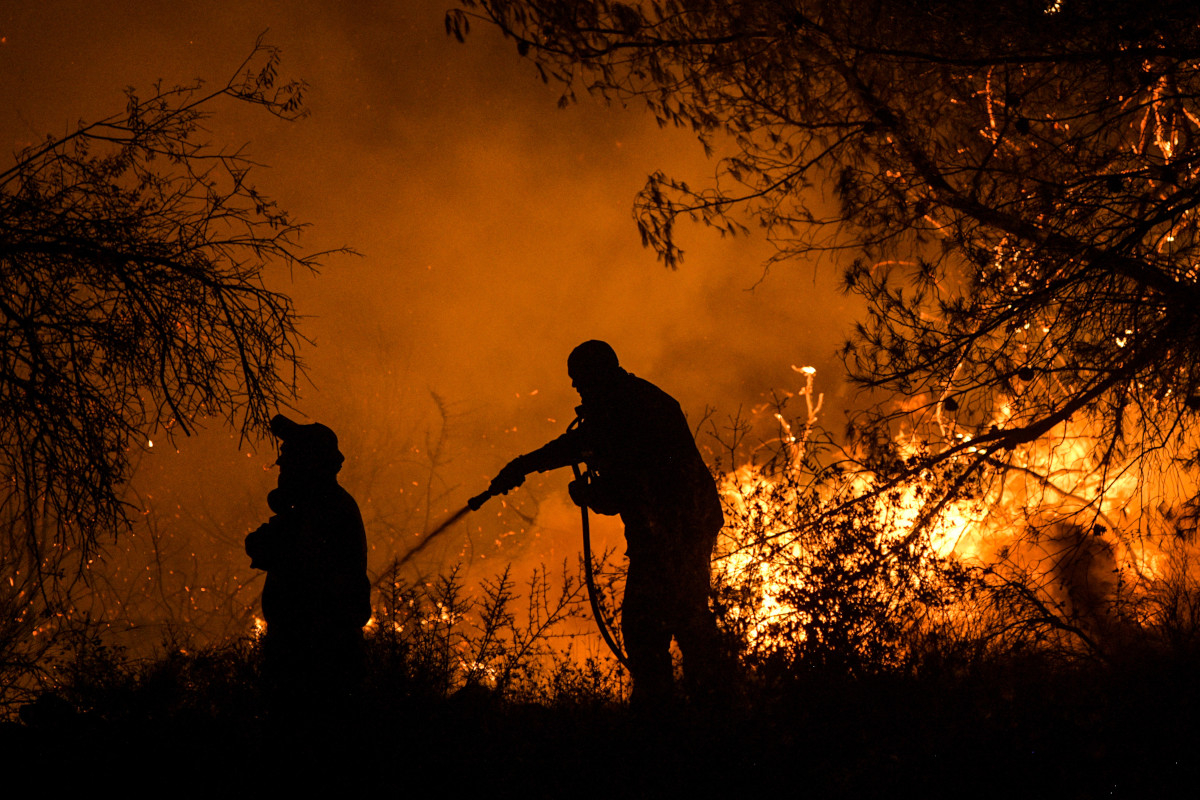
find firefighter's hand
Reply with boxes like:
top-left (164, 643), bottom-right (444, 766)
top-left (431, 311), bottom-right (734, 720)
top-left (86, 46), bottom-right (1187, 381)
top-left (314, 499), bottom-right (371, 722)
top-left (245, 523), bottom-right (272, 569)
top-left (567, 477), bottom-right (589, 509)
top-left (489, 458), bottom-right (528, 495)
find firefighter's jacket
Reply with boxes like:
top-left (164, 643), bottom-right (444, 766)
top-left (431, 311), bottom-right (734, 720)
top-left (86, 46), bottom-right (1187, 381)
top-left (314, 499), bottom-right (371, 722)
top-left (520, 370), bottom-right (723, 558)
top-left (245, 481), bottom-right (371, 636)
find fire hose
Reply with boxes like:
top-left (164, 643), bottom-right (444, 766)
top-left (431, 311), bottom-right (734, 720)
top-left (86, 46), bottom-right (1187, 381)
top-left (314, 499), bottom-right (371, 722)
top-left (408, 470), bottom-right (631, 671)
top-left (567, 461), bottom-right (632, 671)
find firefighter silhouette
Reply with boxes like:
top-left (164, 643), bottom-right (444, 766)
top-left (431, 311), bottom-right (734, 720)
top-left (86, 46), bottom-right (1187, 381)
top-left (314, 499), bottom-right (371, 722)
top-left (246, 415), bottom-right (371, 707)
top-left (488, 340), bottom-right (726, 705)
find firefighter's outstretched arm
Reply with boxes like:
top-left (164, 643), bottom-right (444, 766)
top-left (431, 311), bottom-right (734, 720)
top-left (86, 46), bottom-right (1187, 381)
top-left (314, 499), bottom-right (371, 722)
top-left (487, 427), bottom-right (585, 497)
top-left (488, 455), bottom-right (532, 496)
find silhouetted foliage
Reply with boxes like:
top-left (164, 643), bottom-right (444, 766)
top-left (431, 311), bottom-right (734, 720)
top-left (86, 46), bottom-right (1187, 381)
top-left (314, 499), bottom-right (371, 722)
top-left (0, 40), bottom-right (331, 594)
top-left (368, 560), bottom-right (608, 702)
top-left (18, 584), bottom-right (1200, 796)
top-left (0, 41), bottom-right (342, 712)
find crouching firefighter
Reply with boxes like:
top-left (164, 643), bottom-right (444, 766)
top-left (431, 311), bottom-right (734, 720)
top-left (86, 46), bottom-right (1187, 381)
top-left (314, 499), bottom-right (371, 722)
top-left (486, 340), bottom-right (728, 707)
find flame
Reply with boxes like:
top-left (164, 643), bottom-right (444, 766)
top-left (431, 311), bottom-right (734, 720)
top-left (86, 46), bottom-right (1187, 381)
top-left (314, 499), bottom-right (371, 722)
top-left (713, 368), bottom-right (1200, 662)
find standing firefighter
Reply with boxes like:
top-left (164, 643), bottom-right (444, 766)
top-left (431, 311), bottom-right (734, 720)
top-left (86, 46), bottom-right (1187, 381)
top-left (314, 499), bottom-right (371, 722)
top-left (488, 340), bottom-right (726, 706)
top-left (246, 415), bottom-right (371, 713)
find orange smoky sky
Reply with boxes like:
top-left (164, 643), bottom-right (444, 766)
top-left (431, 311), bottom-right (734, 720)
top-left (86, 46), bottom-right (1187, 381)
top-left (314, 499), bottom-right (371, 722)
top-left (0, 0), bottom-right (862, 636)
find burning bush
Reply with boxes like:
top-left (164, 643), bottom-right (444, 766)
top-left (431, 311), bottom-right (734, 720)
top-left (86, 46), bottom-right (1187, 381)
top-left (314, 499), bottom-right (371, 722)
top-left (711, 371), bottom-right (978, 676)
top-left (710, 367), bottom-right (1200, 679)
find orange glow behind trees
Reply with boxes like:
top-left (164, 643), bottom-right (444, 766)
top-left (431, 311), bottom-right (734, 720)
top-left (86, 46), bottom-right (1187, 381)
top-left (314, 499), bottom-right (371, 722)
top-left (451, 0), bottom-right (1200, 662)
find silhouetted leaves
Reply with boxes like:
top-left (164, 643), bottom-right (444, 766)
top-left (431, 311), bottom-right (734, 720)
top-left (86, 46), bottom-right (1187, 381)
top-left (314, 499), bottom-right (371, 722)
top-left (0, 40), bottom-right (340, 606)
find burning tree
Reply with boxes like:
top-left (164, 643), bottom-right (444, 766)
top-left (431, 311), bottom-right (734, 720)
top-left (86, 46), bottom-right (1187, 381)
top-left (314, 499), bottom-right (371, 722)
top-left (0, 41), bottom-right (330, 672)
top-left (449, 1), bottom-right (1200, 658)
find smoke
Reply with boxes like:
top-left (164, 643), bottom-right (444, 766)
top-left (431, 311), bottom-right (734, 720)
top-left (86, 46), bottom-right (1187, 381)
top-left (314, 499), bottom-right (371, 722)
top-left (0, 0), bottom-right (859, 648)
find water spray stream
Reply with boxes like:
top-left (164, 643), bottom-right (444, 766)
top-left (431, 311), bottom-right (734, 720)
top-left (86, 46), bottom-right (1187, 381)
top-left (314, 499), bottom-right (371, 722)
top-left (392, 490), bottom-right (493, 570)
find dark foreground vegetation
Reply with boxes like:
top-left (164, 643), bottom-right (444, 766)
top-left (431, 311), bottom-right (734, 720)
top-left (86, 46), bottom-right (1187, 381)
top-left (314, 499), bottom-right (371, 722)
top-left (5, 618), bottom-right (1199, 797)
top-left (8, 414), bottom-right (1200, 795)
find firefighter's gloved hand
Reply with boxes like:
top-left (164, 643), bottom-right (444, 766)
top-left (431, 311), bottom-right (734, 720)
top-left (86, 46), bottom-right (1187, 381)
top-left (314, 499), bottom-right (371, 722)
top-left (245, 522), bottom-right (274, 570)
top-left (568, 477), bottom-right (590, 509)
top-left (567, 475), bottom-right (621, 515)
top-left (490, 458), bottom-right (528, 495)
top-left (266, 487), bottom-right (293, 515)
